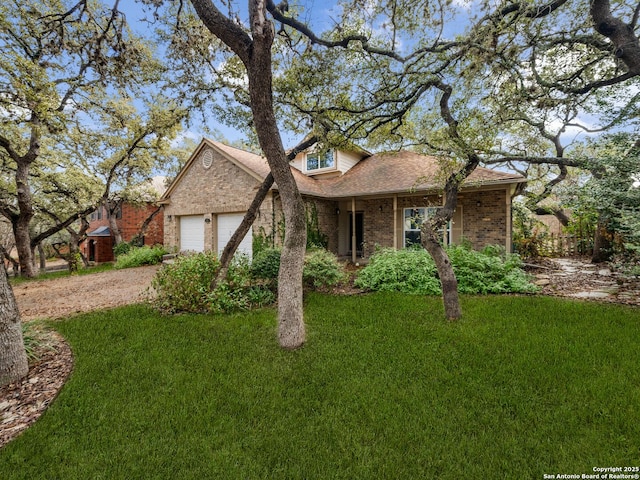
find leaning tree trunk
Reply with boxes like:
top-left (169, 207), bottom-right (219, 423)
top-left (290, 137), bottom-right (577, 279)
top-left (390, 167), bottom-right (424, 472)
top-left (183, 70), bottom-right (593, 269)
top-left (214, 173), bottom-right (274, 287)
top-left (106, 200), bottom-right (123, 246)
top-left (211, 137), bottom-right (317, 288)
top-left (0, 263), bottom-right (29, 387)
top-left (422, 229), bottom-right (462, 321)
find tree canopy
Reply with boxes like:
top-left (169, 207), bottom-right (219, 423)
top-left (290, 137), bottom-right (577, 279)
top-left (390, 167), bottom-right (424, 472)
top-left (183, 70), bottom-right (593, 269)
top-left (0, 0), bottom-right (186, 276)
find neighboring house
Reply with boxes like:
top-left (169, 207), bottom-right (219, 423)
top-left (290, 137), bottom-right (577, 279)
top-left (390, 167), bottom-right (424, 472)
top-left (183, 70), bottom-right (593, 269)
top-left (81, 178), bottom-right (166, 263)
top-left (159, 139), bottom-right (526, 262)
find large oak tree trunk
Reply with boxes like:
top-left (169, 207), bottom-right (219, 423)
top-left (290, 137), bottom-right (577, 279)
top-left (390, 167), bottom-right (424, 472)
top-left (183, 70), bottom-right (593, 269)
top-left (13, 208), bottom-right (36, 278)
top-left (247, 2), bottom-right (306, 349)
top-left (190, 0), bottom-right (307, 349)
top-left (0, 263), bottom-right (29, 387)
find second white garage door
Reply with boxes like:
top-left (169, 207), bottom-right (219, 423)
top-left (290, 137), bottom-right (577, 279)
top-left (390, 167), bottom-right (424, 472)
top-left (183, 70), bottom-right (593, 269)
top-left (217, 213), bottom-right (252, 258)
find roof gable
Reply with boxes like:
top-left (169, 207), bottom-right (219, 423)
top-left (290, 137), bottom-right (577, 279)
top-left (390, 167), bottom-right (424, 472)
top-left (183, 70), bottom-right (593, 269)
top-left (161, 139), bottom-right (267, 202)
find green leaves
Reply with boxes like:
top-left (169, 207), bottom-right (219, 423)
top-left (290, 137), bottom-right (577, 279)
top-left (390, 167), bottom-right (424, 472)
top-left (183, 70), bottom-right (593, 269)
top-left (355, 245), bottom-right (538, 295)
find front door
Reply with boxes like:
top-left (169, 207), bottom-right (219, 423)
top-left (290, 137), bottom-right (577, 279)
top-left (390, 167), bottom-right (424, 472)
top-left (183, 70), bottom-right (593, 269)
top-left (348, 212), bottom-right (364, 257)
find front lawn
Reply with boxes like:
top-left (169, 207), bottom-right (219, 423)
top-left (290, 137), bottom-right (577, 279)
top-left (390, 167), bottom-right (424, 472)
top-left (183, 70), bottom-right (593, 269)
top-left (1, 294), bottom-right (639, 479)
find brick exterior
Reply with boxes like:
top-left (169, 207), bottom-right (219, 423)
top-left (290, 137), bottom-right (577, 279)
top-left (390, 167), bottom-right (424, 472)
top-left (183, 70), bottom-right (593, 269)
top-left (80, 203), bottom-right (164, 263)
top-left (306, 199), bottom-right (339, 251)
top-left (84, 236), bottom-right (113, 263)
top-left (329, 190), bottom-right (511, 258)
top-left (459, 190), bottom-right (508, 249)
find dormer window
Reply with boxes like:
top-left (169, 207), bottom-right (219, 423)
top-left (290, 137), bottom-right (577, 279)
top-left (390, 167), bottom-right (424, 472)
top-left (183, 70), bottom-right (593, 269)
top-left (305, 150), bottom-right (335, 172)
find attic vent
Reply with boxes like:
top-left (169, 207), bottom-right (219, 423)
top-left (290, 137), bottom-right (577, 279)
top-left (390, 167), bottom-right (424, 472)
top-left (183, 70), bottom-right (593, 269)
top-left (201, 149), bottom-right (213, 169)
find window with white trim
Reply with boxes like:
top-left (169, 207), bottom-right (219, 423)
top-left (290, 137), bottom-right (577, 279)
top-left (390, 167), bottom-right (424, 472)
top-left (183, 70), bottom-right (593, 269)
top-left (403, 207), bottom-right (451, 248)
top-left (305, 150), bottom-right (335, 172)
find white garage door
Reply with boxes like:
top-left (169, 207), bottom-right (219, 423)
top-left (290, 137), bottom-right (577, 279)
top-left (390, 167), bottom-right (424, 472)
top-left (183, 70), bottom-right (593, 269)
top-left (217, 213), bottom-right (252, 258)
top-left (180, 215), bottom-right (205, 252)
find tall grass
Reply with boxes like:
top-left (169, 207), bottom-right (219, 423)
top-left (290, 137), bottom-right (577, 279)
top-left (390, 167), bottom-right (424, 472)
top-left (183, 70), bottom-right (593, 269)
top-left (1, 295), bottom-right (638, 479)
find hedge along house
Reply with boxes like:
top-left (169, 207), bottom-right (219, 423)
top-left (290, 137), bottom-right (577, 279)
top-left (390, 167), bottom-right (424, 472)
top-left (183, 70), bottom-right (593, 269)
top-left (159, 139), bottom-right (526, 262)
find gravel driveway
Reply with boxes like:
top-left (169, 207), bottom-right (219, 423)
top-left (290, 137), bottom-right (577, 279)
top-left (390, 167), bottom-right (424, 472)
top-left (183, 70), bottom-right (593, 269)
top-left (13, 265), bottom-right (160, 321)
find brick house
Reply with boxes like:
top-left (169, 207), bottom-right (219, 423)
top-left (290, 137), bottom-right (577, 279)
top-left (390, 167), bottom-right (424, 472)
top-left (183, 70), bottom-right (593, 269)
top-left (81, 179), bottom-right (166, 263)
top-left (159, 139), bottom-right (526, 262)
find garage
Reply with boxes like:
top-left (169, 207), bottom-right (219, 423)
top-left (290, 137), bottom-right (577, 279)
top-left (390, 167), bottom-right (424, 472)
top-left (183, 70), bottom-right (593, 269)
top-left (217, 213), bottom-right (252, 258)
top-left (179, 215), bottom-right (205, 252)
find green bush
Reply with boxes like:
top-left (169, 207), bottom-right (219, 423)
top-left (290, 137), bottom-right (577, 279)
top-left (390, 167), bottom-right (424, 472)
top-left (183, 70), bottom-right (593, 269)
top-left (114, 245), bottom-right (166, 269)
top-left (251, 247), bottom-right (281, 286)
top-left (355, 245), bottom-right (538, 295)
top-left (113, 241), bottom-right (132, 258)
top-left (151, 252), bottom-right (220, 313)
top-left (447, 245), bottom-right (536, 294)
top-left (354, 248), bottom-right (441, 294)
top-left (303, 248), bottom-right (346, 289)
top-left (251, 247), bottom-right (346, 291)
top-left (151, 252), bottom-right (275, 314)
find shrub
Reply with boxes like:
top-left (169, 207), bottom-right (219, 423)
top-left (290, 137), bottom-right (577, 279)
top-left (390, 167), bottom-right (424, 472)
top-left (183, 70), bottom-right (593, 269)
top-left (447, 245), bottom-right (536, 294)
top-left (151, 252), bottom-right (276, 314)
top-left (251, 247), bottom-right (346, 291)
top-left (151, 252), bottom-right (220, 313)
top-left (251, 247), bottom-right (281, 286)
top-left (115, 245), bottom-right (167, 269)
top-left (303, 248), bottom-right (346, 289)
top-left (113, 241), bottom-right (132, 258)
top-left (354, 248), bottom-right (441, 294)
top-left (355, 245), bottom-right (538, 295)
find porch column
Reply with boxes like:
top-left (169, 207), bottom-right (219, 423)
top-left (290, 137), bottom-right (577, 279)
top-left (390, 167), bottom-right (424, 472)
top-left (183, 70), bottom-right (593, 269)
top-left (351, 196), bottom-right (356, 263)
top-left (506, 186), bottom-right (514, 253)
top-left (393, 195), bottom-right (398, 249)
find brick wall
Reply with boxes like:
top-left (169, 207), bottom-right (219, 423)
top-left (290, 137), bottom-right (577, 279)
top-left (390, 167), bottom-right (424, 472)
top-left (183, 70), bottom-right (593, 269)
top-left (119, 204), bottom-right (164, 246)
top-left (83, 237), bottom-right (113, 263)
top-left (307, 199), bottom-right (339, 251)
top-left (460, 189), bottom-right (508, 249)
top-left (330, 191), bottom-right (510, 258)
top-left (80, 202), bottom-right (163, 263)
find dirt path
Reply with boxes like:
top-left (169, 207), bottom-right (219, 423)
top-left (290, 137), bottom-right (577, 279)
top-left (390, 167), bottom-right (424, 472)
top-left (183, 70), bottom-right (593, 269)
top-left (13, 265), bottom-right (160, 321)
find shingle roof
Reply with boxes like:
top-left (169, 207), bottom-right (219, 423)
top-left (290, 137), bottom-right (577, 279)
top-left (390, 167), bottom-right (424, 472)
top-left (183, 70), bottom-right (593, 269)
top-left (322, 150), bottom-right (525, 198)
top-left (203, 140), bottom-right (525, 199)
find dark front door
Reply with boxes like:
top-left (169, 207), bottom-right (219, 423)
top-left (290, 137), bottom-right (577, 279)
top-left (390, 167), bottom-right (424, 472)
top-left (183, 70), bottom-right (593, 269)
top-left (88, 240), bottom-right (96, 262)
top-left (349, 212), bottom-right (364, 257)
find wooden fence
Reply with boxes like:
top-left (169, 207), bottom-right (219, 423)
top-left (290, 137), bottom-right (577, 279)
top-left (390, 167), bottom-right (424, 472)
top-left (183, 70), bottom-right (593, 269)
top-left (537, 233), bottom-right (593, 257)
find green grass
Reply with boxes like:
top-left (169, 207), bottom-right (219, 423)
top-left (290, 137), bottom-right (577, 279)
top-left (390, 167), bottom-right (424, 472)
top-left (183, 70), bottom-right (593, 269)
top-left (9, 263), bottom-right (114, 286)
top-left (1, 294), bottom-right (639, 479)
